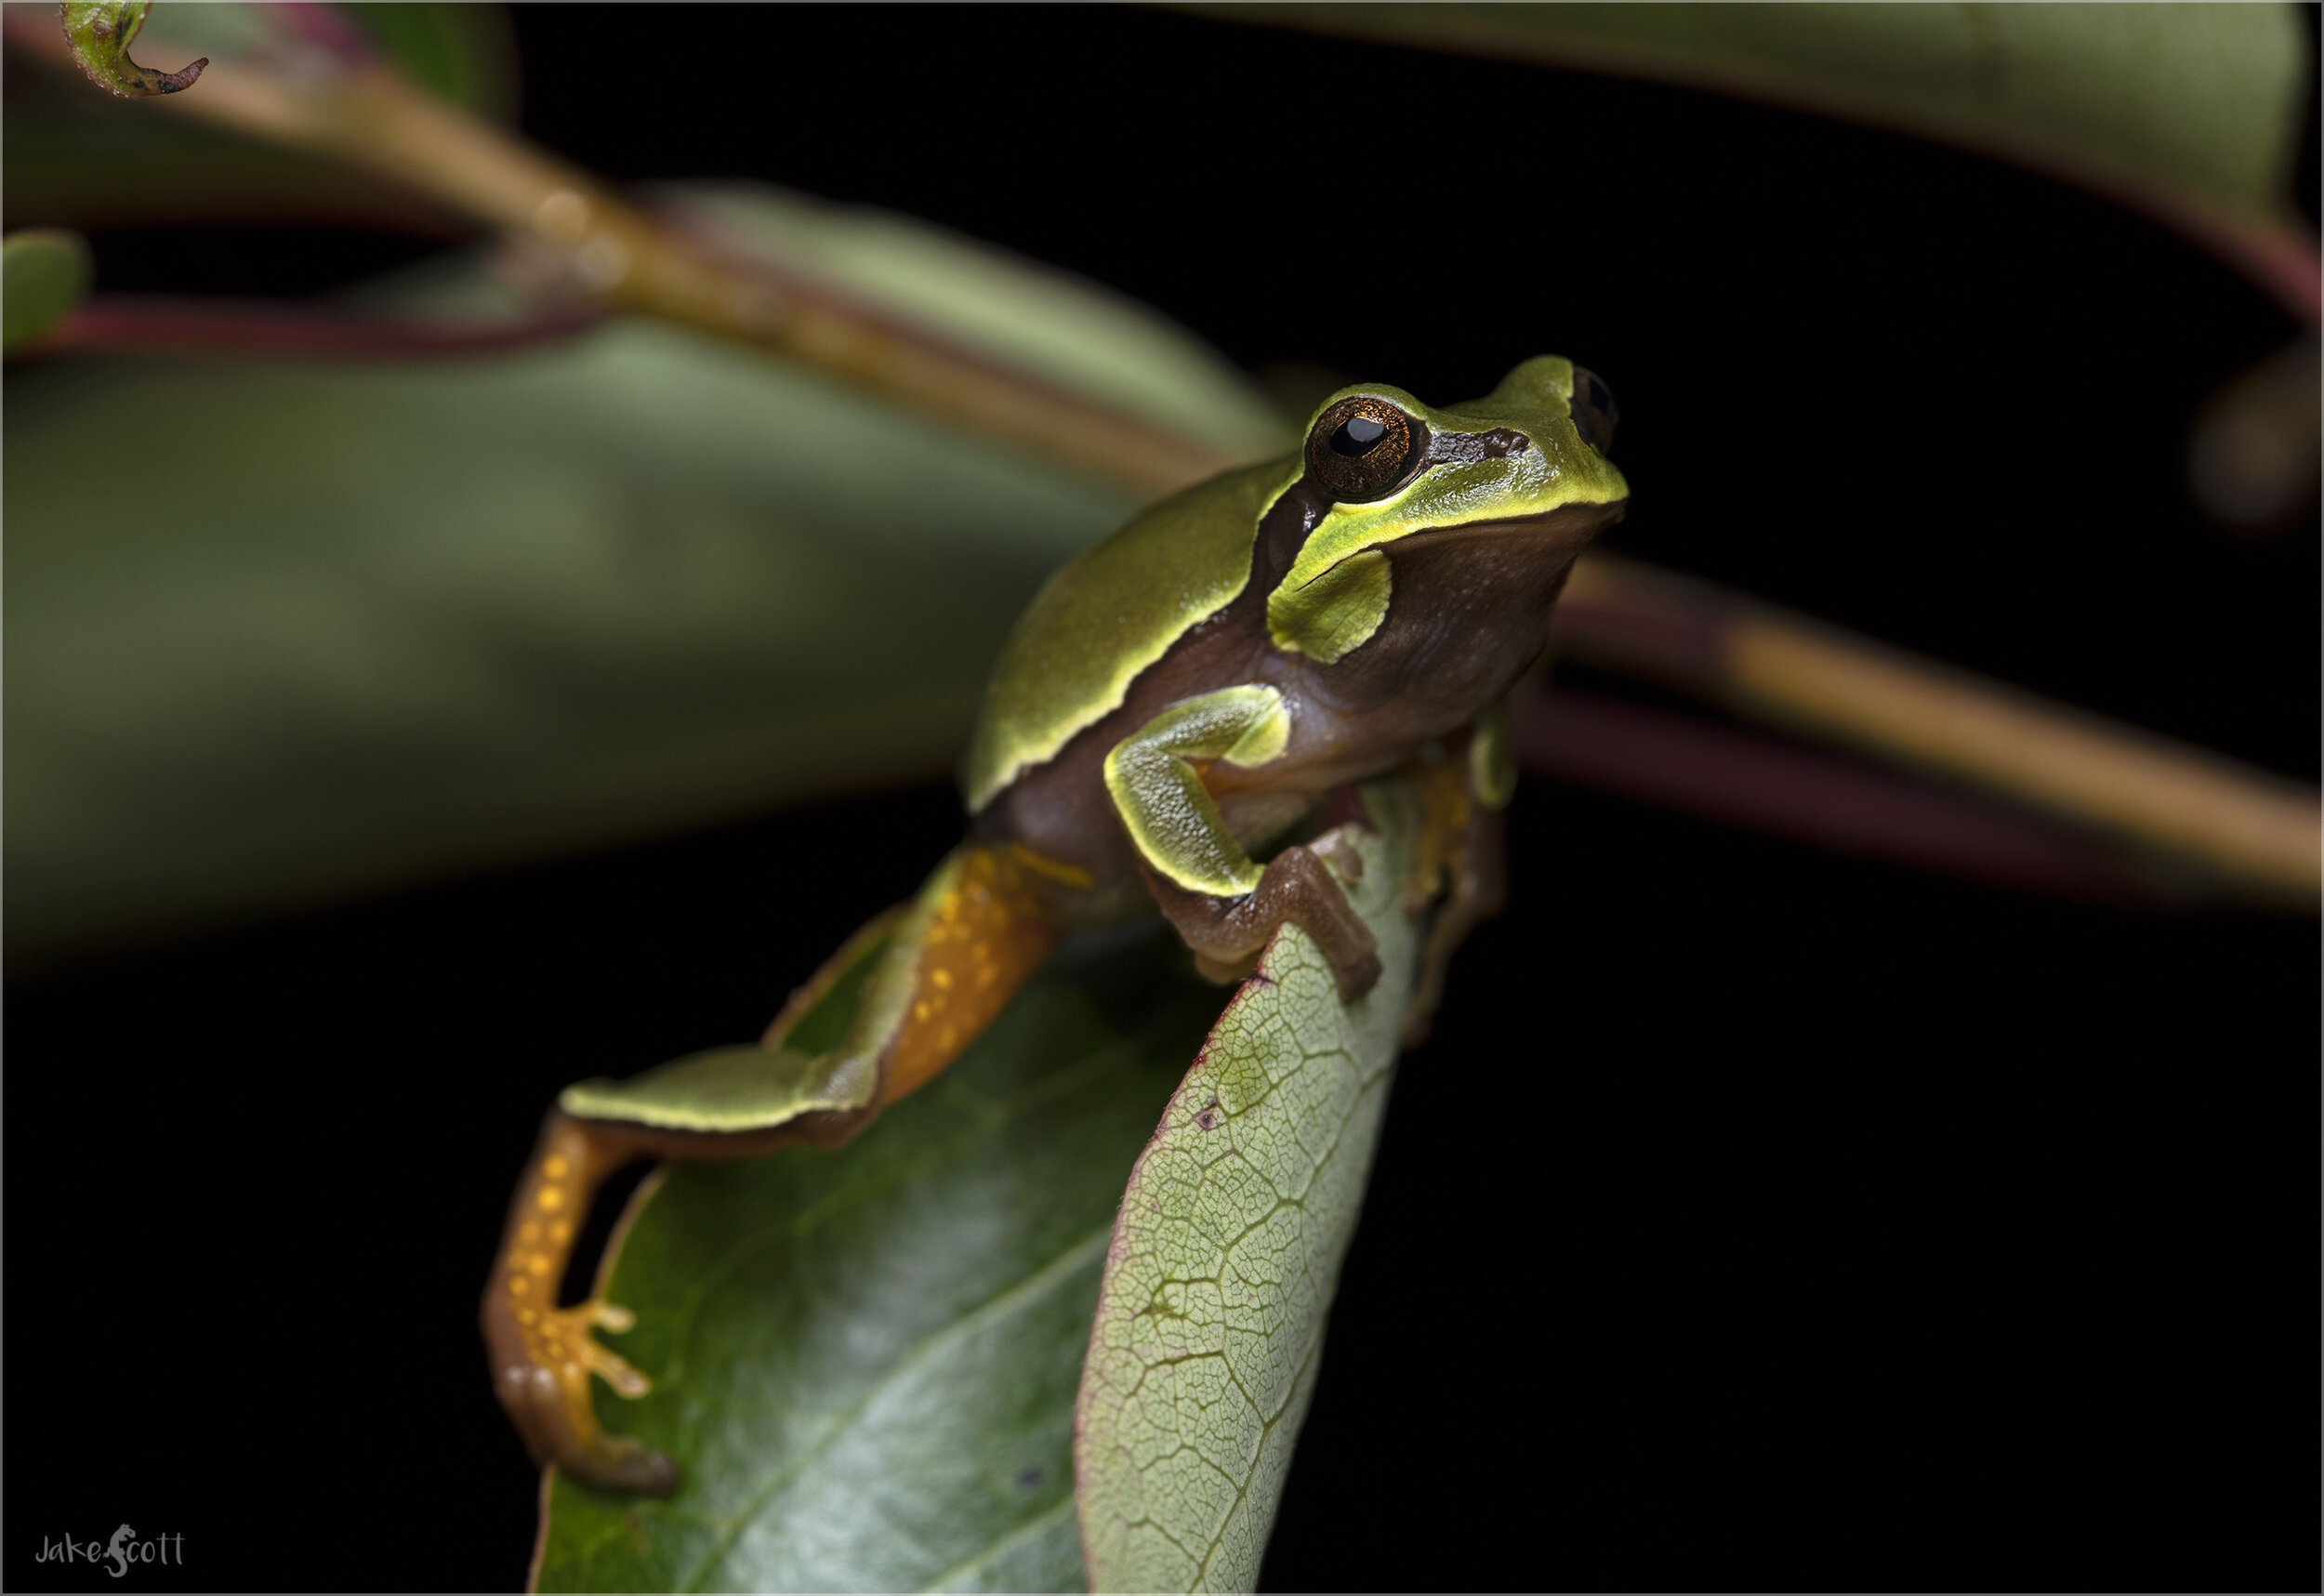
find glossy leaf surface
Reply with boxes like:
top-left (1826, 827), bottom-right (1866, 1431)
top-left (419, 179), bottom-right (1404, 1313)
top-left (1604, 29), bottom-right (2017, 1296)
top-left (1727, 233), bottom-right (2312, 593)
top-left (534, 927), bottom-right (1219, 1592)
top-left (1076, 788), bottom-right (1424, 1592)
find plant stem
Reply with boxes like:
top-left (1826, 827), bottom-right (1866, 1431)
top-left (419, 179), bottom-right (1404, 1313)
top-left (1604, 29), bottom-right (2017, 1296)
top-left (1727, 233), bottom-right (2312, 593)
top-left (19, 11), bottom-right (2316, 903)
top-left (7, 14), bottom-right (1232, 496)
top-left (1552, 557), bottom-right (2320, 903)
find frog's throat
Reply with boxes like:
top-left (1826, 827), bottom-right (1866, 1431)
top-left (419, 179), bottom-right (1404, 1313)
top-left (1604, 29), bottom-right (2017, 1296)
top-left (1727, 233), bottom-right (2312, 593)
top-left (1267, 498), bottom-right (1624, 664)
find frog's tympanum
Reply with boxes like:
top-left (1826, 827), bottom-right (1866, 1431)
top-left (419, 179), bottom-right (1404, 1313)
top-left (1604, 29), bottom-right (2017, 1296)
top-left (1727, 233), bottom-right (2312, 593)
top-left (483, 356), bottom-right (1628, 1491)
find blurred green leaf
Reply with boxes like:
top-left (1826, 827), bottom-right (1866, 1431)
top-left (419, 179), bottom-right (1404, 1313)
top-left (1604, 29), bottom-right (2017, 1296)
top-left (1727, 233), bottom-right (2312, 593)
top-left (1, 59), bottom-right (452, 233)
top-left (59, 0), bottom-right (205, 98)
top-left (3, 229), bottom-right (93, 352)
top-left (671, 185), bottom-right (1291, 466)
top-left (337, 3), bottom-right (520, 124)
top-left (3, 183), bottom-right (1283, 965)
top-left (6, 3), bottom-right (513, 231)
top-left (1211, 3), bottom-right (2311, 221)
top-left (534, 925), bottom-right (1219, 1593)
top-left (1076, 787), bottom-right (1422, 1592)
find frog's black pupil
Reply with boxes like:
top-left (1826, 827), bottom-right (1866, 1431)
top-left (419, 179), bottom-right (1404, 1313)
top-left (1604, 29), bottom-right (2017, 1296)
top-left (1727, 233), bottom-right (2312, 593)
top-left (1330, 415), bottom-right (1388, 457)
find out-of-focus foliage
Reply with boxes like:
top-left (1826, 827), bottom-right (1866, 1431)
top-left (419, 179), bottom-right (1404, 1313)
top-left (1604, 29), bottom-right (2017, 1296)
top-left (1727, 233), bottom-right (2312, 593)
top-left (336, 2), bottom-right (520, 125)
top-left (5, 1), bottom-right (510, 228)
top-left (535, 926), bottom-right (1218, 1593)
top-left (2187, 333), bottom-right (2322, 533)
top-left (1211, 4), bottom-right (2312, 224)
top-left (59, 0), bottom-right (204, 98)
top-left (2, 228), bottom-right (92, 352)
top-left (4, 183), bottom-right (1285, 964)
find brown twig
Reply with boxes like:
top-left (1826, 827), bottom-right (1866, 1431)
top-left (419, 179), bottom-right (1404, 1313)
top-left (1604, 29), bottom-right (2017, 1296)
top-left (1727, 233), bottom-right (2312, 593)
top-left (1552, 557), bottom-right (2321, 903)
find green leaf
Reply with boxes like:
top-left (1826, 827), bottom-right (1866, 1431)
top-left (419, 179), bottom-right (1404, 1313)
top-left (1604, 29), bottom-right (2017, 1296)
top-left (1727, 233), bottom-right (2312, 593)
top-left (59, 0), bottom-right (206, 98)
top-left (1212, 3), bottom-right (2311, 221)
top-left (534, 926), bottom-right (1221, 1592)
top-left (4, 182), bottom-right (1283, 965)
top-left (535, 791), bottom-right (1427, 1592)
top-left (1074, 786), bottom-right (1424, 1592)
top-left (2, 229), bottom-right (93, 354)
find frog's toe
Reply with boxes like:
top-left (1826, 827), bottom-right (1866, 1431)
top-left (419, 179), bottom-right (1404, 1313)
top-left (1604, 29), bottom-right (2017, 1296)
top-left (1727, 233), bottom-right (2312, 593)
top-left (1329, 943), bottom-right (1385, 1003)
top-left (485, 1294), bottom-right (680, 1495)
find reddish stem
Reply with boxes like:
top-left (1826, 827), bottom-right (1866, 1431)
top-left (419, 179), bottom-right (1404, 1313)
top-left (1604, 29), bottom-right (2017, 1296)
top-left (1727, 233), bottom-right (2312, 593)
top-left (20, 294), bottom-right (604, 361)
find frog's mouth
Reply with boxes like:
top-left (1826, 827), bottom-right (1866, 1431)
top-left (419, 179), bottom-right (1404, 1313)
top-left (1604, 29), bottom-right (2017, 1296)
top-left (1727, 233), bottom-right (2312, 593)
top-left (1384, 495), bottom-right (1627, 561)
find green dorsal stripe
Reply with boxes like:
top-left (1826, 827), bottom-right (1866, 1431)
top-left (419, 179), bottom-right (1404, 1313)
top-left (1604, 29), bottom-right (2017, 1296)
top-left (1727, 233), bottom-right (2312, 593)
top-left (961, 456), bottom-right (1301, 813)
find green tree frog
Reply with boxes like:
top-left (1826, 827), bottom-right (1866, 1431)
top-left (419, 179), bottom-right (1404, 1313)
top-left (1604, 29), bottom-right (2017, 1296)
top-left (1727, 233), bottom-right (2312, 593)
top-left (483, 355), bottom-right (1629, 1491)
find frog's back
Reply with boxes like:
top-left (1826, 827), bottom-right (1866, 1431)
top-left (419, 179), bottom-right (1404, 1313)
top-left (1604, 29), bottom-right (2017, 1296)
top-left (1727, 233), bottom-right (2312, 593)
top-left (961, 455), bottom-right (1300, 812)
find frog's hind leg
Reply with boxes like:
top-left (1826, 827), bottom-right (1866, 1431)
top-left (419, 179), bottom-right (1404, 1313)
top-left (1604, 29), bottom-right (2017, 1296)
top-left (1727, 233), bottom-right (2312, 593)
top-left (482, 1108), bottom-right (828, 1495)
top-left (1398, 707), bottom-right (1517, 1046)
top-left (481, 844), bottom-right (1062, 1493)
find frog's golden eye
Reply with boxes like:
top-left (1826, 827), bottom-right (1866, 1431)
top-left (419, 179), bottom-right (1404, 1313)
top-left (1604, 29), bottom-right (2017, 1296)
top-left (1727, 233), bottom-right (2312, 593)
top-left (1569, 367), bottom-right (1618, 455)
top-left (1306, 395), bottom-right (1422, 503)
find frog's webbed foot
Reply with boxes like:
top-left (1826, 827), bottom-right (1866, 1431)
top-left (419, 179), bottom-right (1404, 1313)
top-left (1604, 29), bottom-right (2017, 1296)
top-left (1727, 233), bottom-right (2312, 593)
top-left (489, 1293), bottom-right (676, 1494)
top-left (483, 849), bottom-right (1064, 1493)
top-left (1140, 840), bottom-right (1383, 1001)
top-left (482, 1115), bottom-right (680, 1494)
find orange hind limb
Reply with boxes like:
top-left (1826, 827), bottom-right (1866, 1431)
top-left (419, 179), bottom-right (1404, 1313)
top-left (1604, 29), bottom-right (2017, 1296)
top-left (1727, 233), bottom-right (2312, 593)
top-left (482, 844), bottom-right (1063, 1492)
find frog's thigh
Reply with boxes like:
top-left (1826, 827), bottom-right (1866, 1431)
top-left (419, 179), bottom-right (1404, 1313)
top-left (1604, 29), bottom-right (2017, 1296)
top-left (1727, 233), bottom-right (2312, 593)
top-left (1400, 718), bottom-right (1514, 1046)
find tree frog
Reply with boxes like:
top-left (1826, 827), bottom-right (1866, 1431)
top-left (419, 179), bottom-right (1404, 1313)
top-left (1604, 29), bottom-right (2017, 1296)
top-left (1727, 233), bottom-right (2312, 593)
top-left (483, 355), bottom-right (1628, 1491)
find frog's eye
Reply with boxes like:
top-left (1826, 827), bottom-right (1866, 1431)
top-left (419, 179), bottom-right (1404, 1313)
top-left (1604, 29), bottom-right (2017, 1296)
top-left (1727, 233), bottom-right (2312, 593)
top-left (1307, 395), bottom-right (1421, 502)
top-left (1569, 367), bottom-right (1618, 455)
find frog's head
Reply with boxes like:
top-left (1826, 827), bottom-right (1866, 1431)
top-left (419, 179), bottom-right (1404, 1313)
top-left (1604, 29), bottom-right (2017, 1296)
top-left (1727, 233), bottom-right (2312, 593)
top-left (1265, 355), bottom-right (1629, 665)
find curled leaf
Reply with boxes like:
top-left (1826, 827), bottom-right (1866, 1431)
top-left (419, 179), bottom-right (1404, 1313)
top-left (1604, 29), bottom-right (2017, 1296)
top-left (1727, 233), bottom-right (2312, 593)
top-left (2, 228), bottom-right (92, 353)
top-left (1076, 784), bottom-right (1425, 1592)
top-left (60, 0), bottom-right (206, 98)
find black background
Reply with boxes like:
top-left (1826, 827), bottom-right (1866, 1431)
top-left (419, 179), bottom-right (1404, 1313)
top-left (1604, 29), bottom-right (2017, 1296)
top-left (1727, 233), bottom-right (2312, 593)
top-left (8, 7), bottom-right (2317, 1591)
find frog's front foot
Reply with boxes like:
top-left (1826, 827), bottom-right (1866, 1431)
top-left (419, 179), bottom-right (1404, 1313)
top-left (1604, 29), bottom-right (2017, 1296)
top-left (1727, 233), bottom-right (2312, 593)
top-left (1141, 841), bottom-right (1383, 1001)
top-left (482, 1115), bottom-right (680, 1495)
